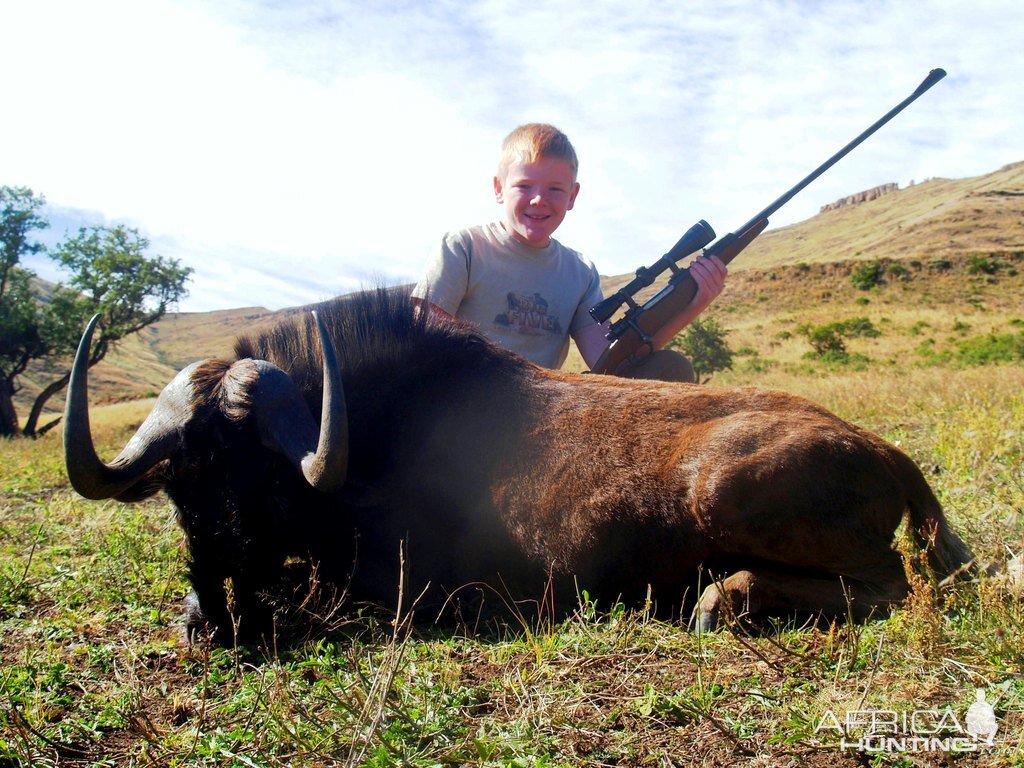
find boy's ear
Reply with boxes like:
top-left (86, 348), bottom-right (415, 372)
top-left (567, 181), bottom-right (580, 210)
top-left (493, 175), bottom-right (504, 203)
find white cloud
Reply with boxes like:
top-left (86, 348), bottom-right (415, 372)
top-left (3, 0), bottom-right (1021, 311)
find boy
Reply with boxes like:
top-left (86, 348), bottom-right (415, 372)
top-left (411, 123), bottom-right (727, 380)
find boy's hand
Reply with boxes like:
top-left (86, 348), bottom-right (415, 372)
top-left (688, 254), bottom-right (728, 314)
top-left (644, 254), bottom-right (728, 352)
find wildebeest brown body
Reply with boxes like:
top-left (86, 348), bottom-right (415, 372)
top-left (64, 289), bottom-right (973, 641)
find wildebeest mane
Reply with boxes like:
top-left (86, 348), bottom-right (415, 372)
top-left (233, 287), bottom-right (528, 409)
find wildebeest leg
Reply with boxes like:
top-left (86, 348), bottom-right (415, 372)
top-left (184, 557), bottom-right (230, 645)
top-left (692, 559), bottom-right (910, 633)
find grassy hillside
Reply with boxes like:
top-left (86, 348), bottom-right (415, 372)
top-left (737, 161), bottom-right (1023, 269)
top-left (15, 161), bottom-right (1022, 424)
top-left (598, 160), bottom-right (1023, 300)
top-left (2, 162), bottom-right (1023, 765)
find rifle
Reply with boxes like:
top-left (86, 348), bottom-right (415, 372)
top-left (589, 68), bottom-right (948, 376)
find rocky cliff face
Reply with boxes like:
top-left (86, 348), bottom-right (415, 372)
top-left (820, 183), bottom-right (898, 212)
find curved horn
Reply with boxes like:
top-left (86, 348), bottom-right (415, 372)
top-left (245, 311), bottom-right (348, 492)
top-left (301, 311), bottom-right (348, 491)
top-left (64, 315), bottom-right (195, 500)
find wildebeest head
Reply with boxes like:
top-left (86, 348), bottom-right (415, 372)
top-left (64, 306), bottom-right (363, 641)
top-left (64, 311), bottom-right (347, 501)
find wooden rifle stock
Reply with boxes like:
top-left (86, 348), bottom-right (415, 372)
top-left (591, 219), bottom-right (768, 375)
top-left (589, 68), bottom-right (947, 376)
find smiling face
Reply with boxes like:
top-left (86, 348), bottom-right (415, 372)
top-left (493, 155), bottom-right (580, 248)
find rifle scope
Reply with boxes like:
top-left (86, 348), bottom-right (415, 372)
top-left (589, 219), bottom-right (716, 324)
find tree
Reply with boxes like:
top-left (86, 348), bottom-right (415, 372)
top-left (670, 316), bottom-right (733, 383)
top-left (0, 186), bottom-right (51, 434)
top-left (805, 324), bottom-right (848, 360)
top-left (0, 185), bottom-right (193, 437)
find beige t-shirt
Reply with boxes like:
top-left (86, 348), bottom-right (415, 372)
top-left (412, 223), bottom-right (605, 368)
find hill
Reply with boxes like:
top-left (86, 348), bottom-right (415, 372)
top-left (600, 160), bottom-right (1024, 299)
top-left (14, 161), bottom-right (1023, 420)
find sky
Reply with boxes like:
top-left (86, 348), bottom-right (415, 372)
top-left (3, 0), bottom-right (1021, 313)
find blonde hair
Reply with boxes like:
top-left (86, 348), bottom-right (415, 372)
top-left (498, 123), bottom-right (579, 180)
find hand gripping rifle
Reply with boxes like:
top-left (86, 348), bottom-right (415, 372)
top-left (589, 68), bottom-right (948, 376)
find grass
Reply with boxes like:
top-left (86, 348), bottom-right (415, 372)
top-left (4, 254), bottom-right (1024, 765)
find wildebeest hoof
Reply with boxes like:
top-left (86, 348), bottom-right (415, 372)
top-left (691, 607), bottom-right (720, 634)
top-left (184, 591), bottom-right (219, 646)
top-left (690, 585), bottom-right (723, 633)
top-left (692, 576), bottom-right (759, 632)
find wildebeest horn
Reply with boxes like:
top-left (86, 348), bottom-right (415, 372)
top-left (297, 311), bottom-right (348, 491)
top-left (64, 314), bottom-right (196, 500)
top-left (242, 311), bottom-right (348, 492)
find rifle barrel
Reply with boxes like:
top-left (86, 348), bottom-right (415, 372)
top-left (734, 68), bottom-right (947, 235)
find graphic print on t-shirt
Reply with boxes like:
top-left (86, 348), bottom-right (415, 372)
top-left (493, 291), bottom-right (563, 337)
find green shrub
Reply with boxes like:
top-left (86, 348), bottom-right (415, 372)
top-left (966, 255), bottom-right (999, 275)
top-left (850, 261), bottom-right (885, 290)
top-left (914, 338), bottom-right (947, 364)
top-left (955, 332), bottom-right (1024, 365)
top-left (802, 317), bottom-right (881, 361)
top-left (738, 356), bottom-right (776, 374)
top-left (835, 317), bottom-right (881, 338)
top-left (805, 325), bottom-right (848, 359)
top-left (671, 316), bottom-right (733, 383)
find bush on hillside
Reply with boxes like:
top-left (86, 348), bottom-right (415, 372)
top-left (670, 316), bottom-right (733, 383)
top-left (801, 317), bottom-right (881, 362)
top-left (850, 261), bottom-right (885, 290)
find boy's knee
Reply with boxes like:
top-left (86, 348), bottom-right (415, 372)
top-left (613, 350), bottom-right (697, 383)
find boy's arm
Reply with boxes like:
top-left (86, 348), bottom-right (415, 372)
top-left (573, 321), bottom-right (612, 370)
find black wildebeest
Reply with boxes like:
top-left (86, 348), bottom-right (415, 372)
top-left (64, 289), bottom-right (975, 642)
